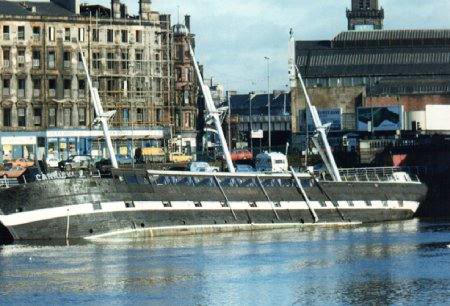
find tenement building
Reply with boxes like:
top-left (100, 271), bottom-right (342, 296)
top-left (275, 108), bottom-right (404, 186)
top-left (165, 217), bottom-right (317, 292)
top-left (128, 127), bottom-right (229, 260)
top-left (290, 0), bottom-right (450, 151)
top-left (0, 0), bottom-right (198, 162)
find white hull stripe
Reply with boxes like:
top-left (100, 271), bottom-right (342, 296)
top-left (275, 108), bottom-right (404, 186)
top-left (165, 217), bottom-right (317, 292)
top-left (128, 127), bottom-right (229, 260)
top-left (0, 200), bottom-right (420, 227)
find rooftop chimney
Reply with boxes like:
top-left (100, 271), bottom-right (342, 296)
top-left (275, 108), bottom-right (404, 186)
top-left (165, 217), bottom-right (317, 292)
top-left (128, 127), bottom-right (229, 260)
top-left (139, 0), bottom-right (151, 21)
top-left (50, 0), bottom-right (80, 15)
top-left (111, 0), bottom-right (121, 19)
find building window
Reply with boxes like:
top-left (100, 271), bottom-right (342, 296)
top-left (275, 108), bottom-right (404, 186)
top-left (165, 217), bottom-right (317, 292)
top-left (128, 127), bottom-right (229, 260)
top-left (78, 28), bottom-right (85, 42)
top-left (32, 50), bottom-right (40, 68)
top-left (17, 49), bottom-right (25, 68)
top-left (121, 51), bottom-right (128, 70)
top-left (184, 112), bottom-right (191, 128)
top-left (3, 108), bottom-right (11, 127)
top-left (48, 51), bottom-right (56, 69)
top-left (107, 29), bottom-right (113, 43)
top-left (92, 52), bottom-right (100, 69)
top-left (121, 30), bottom-right (128, 43)
top-left (17, 78), bottom-right (26, 98)
top-left (136, 30), bottom-right (142, 43)
top-left (48, 26), bottom-right (55, 41)
top-left (123, 108), bottom-right (129, 124)
top-left (136, 108), bottom-right (143, 123)
top-left (3, 78), bottom-right (10, 96)
top-left (18, 26), bottom-right (25, 40)
top-left (33, 78), bottom-right (41, 97)
top-left (63, 51), bottom-right (71, 69)
top-left (48, 78), bottom-right (56, 97)
top-left (77, 52), bottom-right (84, 70)
top-left (64, 79), bottom-right (71, 98)
top-left (63, 108), bottom-right (71, 126)
top-left (18, 108), bottom-right (26, 127)
top-left (78, 108), bottom-right (86, 126)
top-left (32, 27), bottom-right (40, 39)
top-left (107, 52), bottom-right (115, 70)
top-left (49, 108), bottom-right (56, 127)
top-left (33, 108), bottom-right (42, 127)
top-left (92, 29), bottom-right (99, 42)
top-left (64, 28), bottom-right (71, 42)
top-left (3, 25), bottom-right (10, 40)
top-left (156, 109), bottom-right (163, 123)
top-left (135, 50), bottom-right (143, 71)
top-left (3, 49), bottom-right (10, 68)
top-left (78, 79), bottom-right (86, 98)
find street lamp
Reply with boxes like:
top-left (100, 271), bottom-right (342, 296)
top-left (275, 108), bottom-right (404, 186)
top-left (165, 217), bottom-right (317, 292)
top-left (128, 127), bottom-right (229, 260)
top-left (249, 91), bottom-right (256, 154)
top-left (264, 56), bottom-right (271, 152)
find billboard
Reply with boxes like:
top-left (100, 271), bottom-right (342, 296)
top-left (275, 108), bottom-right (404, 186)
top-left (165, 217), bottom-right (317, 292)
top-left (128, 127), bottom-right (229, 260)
top-left (425, 105), bottom-right (450, 131)
top-left (357, 106), bottom-right (404, 132)
top-left (306, 108), bottom-right (342, 131)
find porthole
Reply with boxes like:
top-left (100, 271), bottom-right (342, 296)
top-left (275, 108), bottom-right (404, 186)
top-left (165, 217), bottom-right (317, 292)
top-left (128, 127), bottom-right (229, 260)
top-left (141, 223), bottom-right (145, 228)
top-left (89, 229), bottom-right (94, 234)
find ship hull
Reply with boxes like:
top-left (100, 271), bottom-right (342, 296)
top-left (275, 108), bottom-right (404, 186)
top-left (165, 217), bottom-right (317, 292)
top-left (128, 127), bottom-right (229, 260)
top-left (0, 177), bottom-right (426, 242)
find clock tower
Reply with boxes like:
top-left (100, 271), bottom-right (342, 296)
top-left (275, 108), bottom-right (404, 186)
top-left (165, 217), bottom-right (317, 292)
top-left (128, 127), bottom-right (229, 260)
top-left (347, 0), bottom-right (384, 31)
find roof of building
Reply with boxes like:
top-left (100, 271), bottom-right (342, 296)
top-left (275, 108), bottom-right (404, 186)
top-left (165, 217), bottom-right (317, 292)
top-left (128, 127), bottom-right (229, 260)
top-left (296, 29), bottom-right (450, 78)
top-left (0, 1), bottom-right (75, 17)
top-left (227, 93), bottom-right (291, 116)
top-left (334, 29), bottom-right (450, 44)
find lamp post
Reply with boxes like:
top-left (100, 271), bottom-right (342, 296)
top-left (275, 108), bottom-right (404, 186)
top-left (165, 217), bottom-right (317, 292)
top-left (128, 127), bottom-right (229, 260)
top-left (264, 56), bottom-right (271, 152)
top-left (249, 91), bottom-right (255, 154)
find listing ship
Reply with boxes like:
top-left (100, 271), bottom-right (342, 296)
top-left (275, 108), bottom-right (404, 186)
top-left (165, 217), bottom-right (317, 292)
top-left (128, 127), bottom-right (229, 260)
top-left (0, 38), bottom-right (427, 244)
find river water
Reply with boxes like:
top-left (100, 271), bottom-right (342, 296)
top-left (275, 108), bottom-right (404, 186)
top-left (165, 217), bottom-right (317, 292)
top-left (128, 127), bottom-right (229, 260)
top-left (0, 220), bottom-right (449, 305)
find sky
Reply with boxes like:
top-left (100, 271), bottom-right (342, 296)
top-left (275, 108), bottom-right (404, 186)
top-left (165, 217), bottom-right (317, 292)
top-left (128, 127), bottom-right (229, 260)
top-left (85, 0), bottom-right (450, 93)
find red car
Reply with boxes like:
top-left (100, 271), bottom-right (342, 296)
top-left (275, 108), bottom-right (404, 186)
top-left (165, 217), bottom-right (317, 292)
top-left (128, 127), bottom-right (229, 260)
top-left (230, 149), bottom-right (253, 162)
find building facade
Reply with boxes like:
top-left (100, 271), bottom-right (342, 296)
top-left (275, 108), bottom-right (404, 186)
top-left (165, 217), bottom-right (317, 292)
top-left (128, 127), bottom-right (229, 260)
top-left (0, 0), bottom-right (198, 162)
top-left (290, 0), bottom-right (450, 153)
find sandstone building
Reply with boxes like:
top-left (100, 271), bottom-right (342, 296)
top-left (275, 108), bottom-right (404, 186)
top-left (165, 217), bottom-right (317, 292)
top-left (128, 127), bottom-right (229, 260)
top-left (0, 0), bottom-right (198, 161)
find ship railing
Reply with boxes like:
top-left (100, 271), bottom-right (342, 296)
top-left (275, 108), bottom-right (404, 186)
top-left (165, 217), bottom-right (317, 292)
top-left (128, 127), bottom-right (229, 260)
top-left (0, 175), bottom-right (19, 189)
top-left (146, 170), bottom-right (314, 189)
top-left (335, 167), bottom-right (424, 183)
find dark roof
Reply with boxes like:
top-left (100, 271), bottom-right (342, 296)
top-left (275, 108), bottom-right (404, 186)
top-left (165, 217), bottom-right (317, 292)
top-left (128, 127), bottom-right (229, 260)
top-left (334, 29), bottom-right (450, 44)
top-left (228, 93), bottom-right (291, 116)
top-left (296, 29), bottom-right (450, 78)
top-left (0, 1), bottom-right (75, 17)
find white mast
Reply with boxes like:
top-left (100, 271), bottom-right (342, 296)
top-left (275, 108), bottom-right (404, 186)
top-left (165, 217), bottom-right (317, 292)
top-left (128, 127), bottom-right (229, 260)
top-left (189, 45), bottom-right (235, 173)
top-left (78, 46), bottom-right (119, 169)
top-left (294, 65), bottom-right (342, 182)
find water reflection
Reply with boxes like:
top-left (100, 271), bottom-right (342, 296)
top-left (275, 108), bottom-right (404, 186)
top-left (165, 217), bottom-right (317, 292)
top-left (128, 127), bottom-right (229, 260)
top-left (0, 220), bottom-right (449, 305)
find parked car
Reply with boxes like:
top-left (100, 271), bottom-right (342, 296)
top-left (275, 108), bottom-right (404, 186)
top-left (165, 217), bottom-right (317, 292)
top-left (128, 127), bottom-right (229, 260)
top-left (231, 149), bottom-right (253, 162)
top-left (169, 152), bottom-right (193, 163)
top-left (116, 155), bottom-right (133, 165)
top-left (12, 158), bottom-right (34, 168)
top-left (46, 157), bottom-right (59, 168)
top-left (58, 155), bottom-right (93, 171)
top-left (188, 162), bottom-right (219, 173)
top-left (255, 152), bottom-right (289, 173)
top-left (236, 164), bottom-right (255, 173)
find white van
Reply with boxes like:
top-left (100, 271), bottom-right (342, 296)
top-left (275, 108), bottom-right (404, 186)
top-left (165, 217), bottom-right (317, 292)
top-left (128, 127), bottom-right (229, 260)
top-left (255, 152), bottom-right (289, 173)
